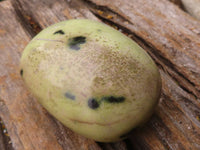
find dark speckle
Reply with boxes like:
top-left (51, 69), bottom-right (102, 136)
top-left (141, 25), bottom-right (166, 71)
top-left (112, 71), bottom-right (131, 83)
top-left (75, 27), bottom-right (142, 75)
top-left (60, 66), bottom-right (64, 70)
top-left (102, 96), bottom-right (125, 103)
top-left (20, 69), bottom-right (23, 76)
top-left (97, 29), bottom-right (101, 32)
top-left (88, 98), bottom-right (99, 109)
top-left (70, 45), bottom-right (80, 50)
top-left (65, 92), bottom-right (75, 100)
top-left (54, 30), bottom-right (65, 35)
top-left (68, 36), bottom-right (86, 50)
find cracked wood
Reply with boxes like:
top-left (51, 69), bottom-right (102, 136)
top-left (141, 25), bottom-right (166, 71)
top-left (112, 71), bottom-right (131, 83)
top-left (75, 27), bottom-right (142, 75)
top-left (0, 0), bottom-right (200, 150)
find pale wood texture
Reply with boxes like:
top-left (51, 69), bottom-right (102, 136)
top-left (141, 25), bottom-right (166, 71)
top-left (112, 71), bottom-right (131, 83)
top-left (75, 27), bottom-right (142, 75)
top-left (0, 0), bottom-right (200, 150)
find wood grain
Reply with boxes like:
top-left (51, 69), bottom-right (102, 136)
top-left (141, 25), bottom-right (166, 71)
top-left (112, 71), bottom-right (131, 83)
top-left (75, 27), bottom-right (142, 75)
top-left (0, 0), bottom-right (200, 150)
top-left (0, 120), bottom-right (6, 150)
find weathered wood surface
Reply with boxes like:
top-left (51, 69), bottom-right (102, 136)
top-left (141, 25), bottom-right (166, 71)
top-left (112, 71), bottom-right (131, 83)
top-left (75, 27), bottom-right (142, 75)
top-left (0, 119), bottom-right (6, 150)
top-left (0, 0), bottom-right (200, 150)
top-left (0, 118), bottom-right (13, 150)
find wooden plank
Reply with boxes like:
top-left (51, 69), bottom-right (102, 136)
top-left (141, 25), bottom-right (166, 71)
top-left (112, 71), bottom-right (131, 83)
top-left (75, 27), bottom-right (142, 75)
top-left (0, 120), bottom-right (6, 150)
top-left (13, 0), bottom-right (99, 29)
top-left (0, 0), bottom-right (200, 150)
top-left (0, 1), bottom-right (101, 150)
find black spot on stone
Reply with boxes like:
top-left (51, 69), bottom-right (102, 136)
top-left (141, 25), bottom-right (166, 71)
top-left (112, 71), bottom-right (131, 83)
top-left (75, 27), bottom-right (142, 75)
top-left (65, 92), bottom-right (75, 100)
top-left (20, 69), bottom-right (23, 76)
top-left (102, 96), bottom-right (125, 103)
top-left (97, 29), bottom-right (101, 32)
top-left (88, 98), bottom-right (99, 109)
top-left (54, 30), bottom-right (65, 35)
top-left (68, 36), bottom-right (86, 50)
